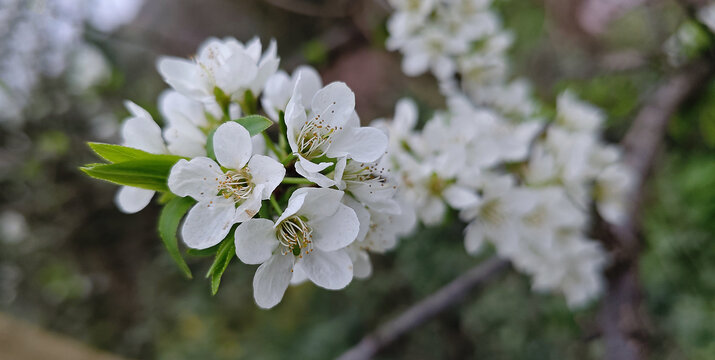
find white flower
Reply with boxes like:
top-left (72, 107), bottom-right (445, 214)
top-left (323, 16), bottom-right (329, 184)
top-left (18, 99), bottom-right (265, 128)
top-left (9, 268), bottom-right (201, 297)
top-left (335, 158), bottom-right (400, 214)
top-left (595, 163), bottom-right (635, 225)
top-left (0, 210), bottom-right (28, 244)
top-left (698, 3), bottom-right (715, 33)
top-left (168, 122), bottom-right (285, 249)
top-left (234, 188), bottom-right (360, 308)
top-left (114, 101), bottom-right (168, 214)
top-left (284, 82), bottom-right (387, 187)
top-left (556, 91), bottom-right (604, 133)
top-left (157, 37), bottom-right (279, 102)
top-left (261, 65), bottom-right (322, 121)
top-left (159, 90), bottom-right (213, 158)
top-left (461, 174), bottom-right (534, 256)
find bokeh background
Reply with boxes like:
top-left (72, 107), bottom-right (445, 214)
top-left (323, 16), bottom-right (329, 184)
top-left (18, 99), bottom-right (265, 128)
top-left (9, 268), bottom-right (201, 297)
top-left (1, 0), bottom-right (714, 359)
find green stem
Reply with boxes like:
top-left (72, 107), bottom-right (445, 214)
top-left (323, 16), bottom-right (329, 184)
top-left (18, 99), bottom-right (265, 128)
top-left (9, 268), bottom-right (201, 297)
top-left (281, 153), bottom-right (297, 166)
top-left (270, 195), bottom-right (282, 214)
top-left (262, 132), bottom-right (285, 159)
top-left (282, 177), bottom-right (313, 185)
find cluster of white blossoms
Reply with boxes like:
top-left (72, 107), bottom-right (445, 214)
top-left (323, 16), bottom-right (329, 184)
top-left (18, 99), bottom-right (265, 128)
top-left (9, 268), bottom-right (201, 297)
top-left (0, 0), bottom-right (144, 125)
top-left (386, 0), bottom-right (535, 118)
top-left (96, 37), bottom-right (412, 309)
top-left (383, 0), bottom-right (634, 307)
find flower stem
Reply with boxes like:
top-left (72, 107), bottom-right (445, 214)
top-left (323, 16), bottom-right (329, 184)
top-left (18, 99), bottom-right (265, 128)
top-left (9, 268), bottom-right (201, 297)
top-left (269, 195), bottom-right (282, 214)
top-left (282, 176), bottom-right (312, 185)
top-left (262, 132), bottom-right (286, 159)
top-left (281, 153), bottom-right (297, 166)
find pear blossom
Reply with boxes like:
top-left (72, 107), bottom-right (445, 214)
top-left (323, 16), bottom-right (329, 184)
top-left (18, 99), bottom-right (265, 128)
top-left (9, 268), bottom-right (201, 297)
top-left (168, 122), bottom-right (285, 249)
top-left (234, 187), bottom-right (359, 308)
top-left (157, 37), bottom-right (279, 103)
top-left (284, 82), bottom-right (387, 187)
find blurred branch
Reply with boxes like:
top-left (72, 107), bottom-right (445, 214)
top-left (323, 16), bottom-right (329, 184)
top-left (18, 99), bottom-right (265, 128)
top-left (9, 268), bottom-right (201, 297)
top-left (337, 257), bottom-right (510, 360)
top-left (598, 60), bottom-right (713, 360)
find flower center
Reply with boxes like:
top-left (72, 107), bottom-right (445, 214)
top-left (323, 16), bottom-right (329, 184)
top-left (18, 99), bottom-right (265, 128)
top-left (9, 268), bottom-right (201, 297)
top-left (276, 216), bottom-right (313, 257)
top-left (217, 169), bottom-right (254, 202)
top-left (480, 199), bottom-right (505, 225)
top-left (297, 106), bottom-right (343, 159)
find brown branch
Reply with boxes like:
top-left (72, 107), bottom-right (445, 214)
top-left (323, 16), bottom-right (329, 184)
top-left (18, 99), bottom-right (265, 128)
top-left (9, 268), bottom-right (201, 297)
top-left (337, 257), bottom-right (510, 360)
top-left (598, 60), bottom-right (713, 360)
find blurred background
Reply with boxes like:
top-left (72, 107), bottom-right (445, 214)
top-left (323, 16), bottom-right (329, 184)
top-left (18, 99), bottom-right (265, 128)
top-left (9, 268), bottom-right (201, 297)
top-left (1, 0), bottom-right (714, 359)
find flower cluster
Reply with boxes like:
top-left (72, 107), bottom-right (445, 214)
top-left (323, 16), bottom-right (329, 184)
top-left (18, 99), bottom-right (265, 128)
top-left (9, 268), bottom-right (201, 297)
top-left (383, 0), bottom-right (634, 307)
top-left (386, 0), bottom-right (534, 118)
top-left (0, 0), bottom-right (144, 124)
top-left (86, 37), bottom-right (409, 309)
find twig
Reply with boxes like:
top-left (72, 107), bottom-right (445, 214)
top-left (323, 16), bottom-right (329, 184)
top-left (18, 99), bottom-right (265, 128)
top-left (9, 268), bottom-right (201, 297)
top-left (337, 257), bottom-right (510, 360)
top-left (598, 60), bottom-right (713, 360)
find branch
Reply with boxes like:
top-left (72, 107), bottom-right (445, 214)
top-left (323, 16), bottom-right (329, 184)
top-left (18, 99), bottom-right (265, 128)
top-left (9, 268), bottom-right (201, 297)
top-left (598, 60), bottom-right (713, 360)
top-left (337, 257), bottom-right (510, 360)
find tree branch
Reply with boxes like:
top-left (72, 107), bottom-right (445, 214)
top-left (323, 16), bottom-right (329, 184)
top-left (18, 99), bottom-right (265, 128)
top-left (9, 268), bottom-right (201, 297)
top-left (337, 257), bottom-right (510, 360)
top-left (598, 60), bottom-right (713, 360)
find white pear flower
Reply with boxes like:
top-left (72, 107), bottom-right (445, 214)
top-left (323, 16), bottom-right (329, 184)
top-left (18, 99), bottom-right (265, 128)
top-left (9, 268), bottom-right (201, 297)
top-left (114, 101), bottom-right (169, 214)
top-left (157, 37), bottom-right (278, 102)
top-left (556, 91), bottom-right (604, 133)
top-left (284, 82), bottom-right (387, 187)
top-left (168, 122), bottom-right (285, 249)
top-left (261, 65), bottom-right (322, 121)
top-left (334, 157), bottom-right (401, 214)
top-left (159, 90), bottom-right (214, 158)
top-left (234, 188), bottom-right (360, 309)
top-left (594, 163), bottom-right (635, 225)
top-left (698, 3), bottom-right (715, 33)
top-left (461, 174), bottom-right (535, 256)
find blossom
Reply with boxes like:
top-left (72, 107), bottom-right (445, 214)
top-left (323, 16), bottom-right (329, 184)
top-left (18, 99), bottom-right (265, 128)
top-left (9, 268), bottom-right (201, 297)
top-left (234, 187), bottom-right (359, 308)
top-left (284, 82), bottom-right (387, 187)
top-left (168, 122), bottom-right (285, 249)
top-left (157, 37), bottom-right (278, 102)
top-left (556, 91), bottom-right (604, 133)
top-left (114, 101), bottom-right (168, 214)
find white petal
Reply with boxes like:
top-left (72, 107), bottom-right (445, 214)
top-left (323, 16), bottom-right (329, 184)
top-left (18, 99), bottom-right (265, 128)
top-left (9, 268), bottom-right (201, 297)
top-left (296, 155), bottom-right (332, 173)
top-left (294, 159), bottom-right (337, 188)
top-left (284, 94), bottom-right (306, 154)
top-left (290, 262), bottom-right (309, 285)
top-left (342, 196), bottom-right (370, 242)
top-left (213, 122), bottom-right (253, 170)
top-left (247, 155), bottom-right (285, 199)
top-left (443, 185), bottom-right (480, 210)
top-left (402, 53), bottom-right (430, 76)
top-left (168, 158), bottom-right (222, 201)
top-left (310, 82), bottom-right (355, 127)
top-left (293, 65), bottom-right (322, 109)
top-left (349, 249), bottom-right (372, 279)
top-left (156, 57), bottom-right (206, 99)
top-left (311, 203), bottom-right (359, 251)
top-left (121, 103), bottom-right (166, 154)
top-left (234, 184), bottom-right (265, 222)
top-left (293, 187), bottom-right (343, 220)
top-left (253, 254), bottom-right (294, 309)
top-left (464, 222), bottom-right (485, 255)
top-left (115, 186), bottom-right (154, 214)
top-left (420, 196), bottom-right (446, 226)
top-left (274, 191), bottom-right (308, 225)
top-left (327, 126), bottom-right (388, 163)
top-left (235, 218), bottom-right (278, 265)
top-left (181, 198), bottom-right (236, 249)
top-left (300, 249), bottom-right (353, 290)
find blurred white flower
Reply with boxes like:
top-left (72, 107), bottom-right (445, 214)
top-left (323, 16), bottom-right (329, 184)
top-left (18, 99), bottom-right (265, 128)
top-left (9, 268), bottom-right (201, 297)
top-left (0, 210), bottom-right (28, 244)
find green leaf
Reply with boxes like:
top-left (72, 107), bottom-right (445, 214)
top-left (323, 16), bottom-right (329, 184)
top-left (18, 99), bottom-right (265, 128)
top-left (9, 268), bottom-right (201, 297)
top-left (205, 127), bottom-right (218, 161)
top-left (158, 196), bottom-right (196, 279)
top-left (233, 115), bottom-right (272, 136)
top-left (81, 155), bottom-right (184, 191)
top-left (206, 234), bottom-right (236, 295)
top-left (88, 142), bottom-right (153, 163)
top-left (186, 243), bottom-right (220, 257)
